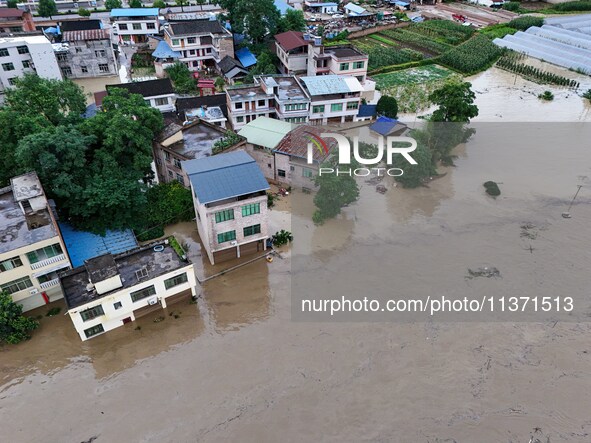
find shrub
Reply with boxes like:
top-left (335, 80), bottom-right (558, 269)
top-left (538, 90), bottom-right (554, 101)
top-left (507, 16), bottom-right (544, 31)
top-left (46, 307), bottom-right (61, 316)
top-left (483, 181), bottom-right (501, 197)
top-left (583, 89), bottom-right (591, 101)
top-left (502, 1), bottom-right (521, 12)
top-left (0, 291), bottom-right (39, 344)
top-left (551, 1), bottom-right (591, 12)
top-left (78, 8), bottom-right (91, 17)
top-left (212, 131), bottom-right (242, 154)
top-left (376, 95), bottom-right (398, 118)
top-left (272, 230), bottom-right (293, 246)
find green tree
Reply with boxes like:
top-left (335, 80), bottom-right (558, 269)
top-left (4, 75), bottom-right (86, 126)
top-left (243, 50), bottom-right (277, 83)
top-left (153, 0), bottom-right (166, 7)
top-left (196, 0), bottom-right (207, 10)
top-left (165, 62), bottom-right (197, 94)
top-left (278, 9), bottom-right (306, 32)
top-left (78, 8), bottom-right (92, 17)
top-left (218, 0), bottom-right (281, 42)
top-left (38, 0), bottom-right (58, 18)
top-left (0, 291), bottom-right (39, 345)
top-left (129, 0), bottom-right (143, 7)
top-left (429, 79), bottom-right (479, 123)
top-left (104, 0), bottom-right (122, 10)
top-left (391, 133), bottom-right (435, 188)
top-left (313, 165), bottom-right (360, 224)
top-left (176, 0), bottom-right (188, 11)
top-left (7, 0), bottom-right (18, 8)
top-left (376, 95), bottom-right (398, 119)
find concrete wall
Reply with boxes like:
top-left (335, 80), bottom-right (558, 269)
top-left (57, 39), bottom-right (118, 79)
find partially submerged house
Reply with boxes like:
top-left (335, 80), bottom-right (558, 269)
top-left (0, 172), bottom-right (72, 311)
top-left (60, 241), bottom-right (196, 341)
top-left (183, 151), bottom-right (270, 264)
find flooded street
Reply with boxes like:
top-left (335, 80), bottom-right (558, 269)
top-left (2, 71), bottom-right (591, 442)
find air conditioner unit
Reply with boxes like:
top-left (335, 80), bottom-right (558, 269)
top-left (230, 241), bottom-right (238, 246)
top-left (148, 297), bottom-right (158, 305)
top-left (30, 288), bottom-right (39, 295)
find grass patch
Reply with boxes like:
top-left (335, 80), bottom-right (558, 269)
top-left (368, 34), bottom-right (399, 46)
top-left (374, 65), bottom-right (453, 88)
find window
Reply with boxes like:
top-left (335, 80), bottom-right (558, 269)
top-left (0, 256), bottom-right (23, 272)
top-left (312, 105), bottom-right (325, 113)
top-left (1, 276), bottom-right (33, 294)
top-left (164, 151), bottom-right (171, 161)
top-left (57, 53), bottom-right (68, 62)
top-left (176, 174), bottom-right (184, 185)
top-left (243, 224), bottom-right (261, 237)
top-left (84, 324), bottom-right (104, 338)
top-left (130, 285), bottom-right (156, 302)
top-left (290, 165), bottom-right (295, 172)
top-left (61, 67), bottom-right (72, 77)
top-left (330, 103), bottom-right (343, 112)
top-left (302, 167), bottom-right (314, 178)
top-left (2, 63), bottom-right (15, 72)
top-left (187, 37), bottom-right (196, 44)
top-left (122, 35), bottom-right (131, 42)
top-left (353, 61), bottom-right (364, 69)
top-left (164, 273), bottom-right (188, 290)
top-left (99, 64), bottom-right (109, 73)
top-left (267, 163), bottom-right (272, 168)
top-left (339, 63), bottom-right (349, 71)
top-left (119, 23), bottom-right (128, 30)
top-left (172, 39), bottom-right (180, 46)
top-left (114, 301), bottom-right (122, 310)
top-left (215, 209), bottom-right (234, 223)
top-left (133, 23), bottom-right (142, 30)
top-left (217, 230), bottom-right (236, 243)
top-left (8, 77), bottom-right (18, 86)
top-left (0, 48), bottom-right (8, 57)
top-left (168, 170), bottom-right (173, 178)
top-left (278, 169), bottom-right (286, 178)
top-left (236, 116), bottom-right (244, 123)
top-left (81, 65), bottom-right (88, 73)
top-left (17, 45), bottom-right (29, 55)
top-left (26, 244), bottom-right (63, 264)
top-left (235, 102), bottom-right (243, 109)
top-left (173, 158), bottom-right (181, 169)
top-left (241, 203), bottom-right (260, 217)
top-left (80, 305), bottom-right (105, 322)
top-left (258, 99), bottom-right (266, 107)
top-left (147, 22), bottom-right (156, 30)
top-left (37, 271), bottom-right (59, 284)
top-left (95, 50), bottom-right (106, 58)
top-left (346, 101), bottom-right (359, 110)
top-left (22, 60), bottom-right (31, 69)
top-left (189, 49), bottom-right (196, 55)
top-left (155, 97), bottom-right (169, 106)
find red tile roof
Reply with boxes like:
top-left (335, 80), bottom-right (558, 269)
top-left (0, 8), bottom-right (24, 18)
top-left (274, 125), bottom-right (337, 163)
top-left (274, 31), bottom-right (307, 51)
top-left (62, 29), bottom-right (110, 41)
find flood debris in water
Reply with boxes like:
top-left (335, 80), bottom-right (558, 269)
top-left (520, 223), bottom-right (539, 240)
top-left (466, 267), bottom-right (501, 279)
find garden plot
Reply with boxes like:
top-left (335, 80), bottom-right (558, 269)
top-left (374, 65), bottom-right (460, 113)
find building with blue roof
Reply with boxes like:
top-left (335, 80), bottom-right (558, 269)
top-left (354, 104), bottom-right (377, 122)
top-left (306, 2), bottom-right (339, 14)
top-left (369, 116), bottom-right (408, 137)
top-left (110, 8), bottom-right (160, 44)
top-left (235, 47), bottom-right (257, 68)
top-left (59, 222), bottom-right (138, 268)
top-left (183, 150), bottom-right (270, 264)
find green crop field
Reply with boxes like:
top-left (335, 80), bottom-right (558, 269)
top-left (374, 65), bottom-right (453, 89)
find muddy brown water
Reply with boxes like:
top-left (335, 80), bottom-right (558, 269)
top-left (2, 83), bottom-right (591, 442)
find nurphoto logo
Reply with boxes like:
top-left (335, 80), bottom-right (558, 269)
top-left (305, 132), bottom-right (419, 177)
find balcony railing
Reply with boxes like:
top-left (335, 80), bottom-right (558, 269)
top-left (30, 254), bottom-right (66, 270)
top-left (40, 278), bottom-right (60, 290)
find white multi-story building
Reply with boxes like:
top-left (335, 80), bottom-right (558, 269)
top-left (60, 241), bottom-right (197, 341)
top-left (110, 8), bottom-right (160, 44)
top-left (183, 151), bottom-right (270, 264)
top-left (0, 34), bottom-right (61, 101)
top-left (0, 172), bottom-right (72, 312)
top-left (163, 19), bottom-right (234, 72)
top-left (298, 74), bottom-right (363, 124)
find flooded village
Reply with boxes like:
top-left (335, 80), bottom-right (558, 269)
top-left (1, 1), bottom-right (591, 442)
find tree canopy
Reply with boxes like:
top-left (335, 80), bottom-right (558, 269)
top-left (104, 0), bottom-right (122, 10)
top-left (129, 0), bottom-right (143, 7)
top-left (219, 0), bottom-right (281, 42)
top-left (376, 96), bottom-right (398, 119)
top-left (38, 0), bottom-right (58, 18)
top-left (244, 51), bottom-right (277, 83)
top-left (0, 291), bottom-right (39, 345)
top-left (278, 9), bottom-right (307, 33)
top-left (313, 161), bottom-right (360, 224)
top-left (429, 78), bottom-right (479, 123)
top-left (165, 62), bottom-right (197, 94)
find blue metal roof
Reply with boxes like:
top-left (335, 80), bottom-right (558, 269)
top-left (110, 8), bottom-right (159, 17)
top-left (370, 116), bottom-right (399, 136)
top-left (235, 47), bottom-right (257, 68)
top-left (345, 3), bottom-right (366, 14)
top-left (308, 2), bottom-right (338, 7)
top-left (357, 104), bottom-right (377, 118)
top-left (59, 222), bottom-right (138, 268)
top-left (183, 151), bottom-right (270, 204)
top-left (274, 0), bottom-right (294, 15)
top-left (152, 40), bottom-right (181, 59)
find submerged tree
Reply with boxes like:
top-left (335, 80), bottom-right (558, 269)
top-left (0, 291), bottom-right (39, 345)
top-left (429, 78), bottom-right (479, 123)
top-left (313, 166), bottom-right (360, 224)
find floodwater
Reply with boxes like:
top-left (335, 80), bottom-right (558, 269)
top-left (2, 79), bottom-right (591, 442)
